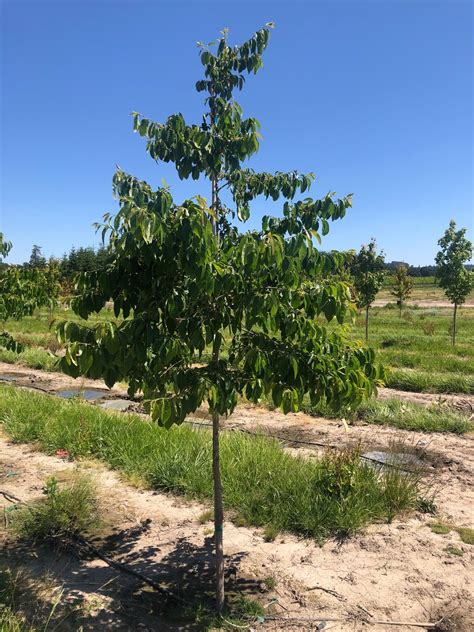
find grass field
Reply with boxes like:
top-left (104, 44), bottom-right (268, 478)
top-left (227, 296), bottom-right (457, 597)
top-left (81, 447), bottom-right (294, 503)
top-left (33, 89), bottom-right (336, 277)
top-left (349, 306), bottom-right (474, 393)
top-left (379, 276), bottom-right (474, 303)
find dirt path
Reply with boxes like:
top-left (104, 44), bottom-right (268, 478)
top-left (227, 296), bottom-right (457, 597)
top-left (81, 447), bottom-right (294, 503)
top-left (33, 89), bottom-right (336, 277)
top-left (377, 387), bottom-right (474, 414)
top-left (372, 299), bottom-right (474, 308)
top-left (1, 438), bottom-right (472, 631)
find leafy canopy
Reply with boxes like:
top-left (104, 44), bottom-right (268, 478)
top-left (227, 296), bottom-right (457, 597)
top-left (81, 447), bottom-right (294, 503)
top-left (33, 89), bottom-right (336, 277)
top-left (59, 25), bottom-right (382, 425)
top-left (435, 220), bottom-right (473, 306)
top-left (391, 265), bottom-right (413, 304)
top-left (352, 240), bottom-right (385, 308)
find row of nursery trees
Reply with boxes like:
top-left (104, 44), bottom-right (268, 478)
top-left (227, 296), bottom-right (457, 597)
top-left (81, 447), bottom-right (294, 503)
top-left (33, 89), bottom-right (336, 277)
top-left (0, 235), bottom-right (61, 351)
top-left (351, 227), bottom-right (473, 345)
top-left (0, 25), bottom-right (472, 616)
top-left (4, 227), bottom-right (472, 338)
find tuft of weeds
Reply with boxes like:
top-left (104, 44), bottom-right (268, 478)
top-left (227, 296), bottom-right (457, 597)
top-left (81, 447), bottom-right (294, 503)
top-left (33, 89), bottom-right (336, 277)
top-left (430, 522), bottom-right (450, 535)
top-left (0, 385), bottom-right (423, 542)
top-left (198, 509), bottom-right (214, 524)
top-left (11, 473), bottom-right (100, 543)
top-left (262, 576), bottom-right (277, 591)
top-left (444, 545), bottom-right (463, 557)
top-left (0, 346), bottom-right (58, 372)
top-left (262, 525), bottom-right (279, 542)
top-left (416, 497), bottom-right (437, 514)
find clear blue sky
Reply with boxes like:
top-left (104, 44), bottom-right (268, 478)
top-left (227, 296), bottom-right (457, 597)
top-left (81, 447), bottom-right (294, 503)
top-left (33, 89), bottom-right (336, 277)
top-left (1, 0), bottom-right (472, 265)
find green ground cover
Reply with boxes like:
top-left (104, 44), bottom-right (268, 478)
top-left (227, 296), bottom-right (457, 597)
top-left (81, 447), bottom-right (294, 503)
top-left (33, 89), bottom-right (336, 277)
top-left (0, 385), bottom-right (423, 540)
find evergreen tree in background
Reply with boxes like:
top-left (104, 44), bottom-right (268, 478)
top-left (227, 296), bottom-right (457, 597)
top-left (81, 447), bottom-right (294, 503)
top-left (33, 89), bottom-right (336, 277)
top-left (28, 244), bottom-right (46, 269)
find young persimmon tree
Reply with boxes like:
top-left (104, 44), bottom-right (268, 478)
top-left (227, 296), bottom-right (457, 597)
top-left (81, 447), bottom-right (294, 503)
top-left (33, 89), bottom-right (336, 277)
top-left (351, 240), bottom-right (385, 340)
top-left (435, 220), bottom-right (473, 346)
top-left (391, 265), bottom-right (413, 317)
top-left (58, 26), bottom-right (382, 613)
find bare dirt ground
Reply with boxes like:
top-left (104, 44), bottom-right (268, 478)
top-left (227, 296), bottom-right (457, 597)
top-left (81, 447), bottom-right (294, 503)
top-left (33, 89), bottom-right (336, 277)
top-left (377, 388), bottom-right (474, 415)
top-left (1, 363), bottom-right (473, 630)
top-left (1, 438), bottom-right (473, 631)
top-left (372, 299), bottom-right (474, 308)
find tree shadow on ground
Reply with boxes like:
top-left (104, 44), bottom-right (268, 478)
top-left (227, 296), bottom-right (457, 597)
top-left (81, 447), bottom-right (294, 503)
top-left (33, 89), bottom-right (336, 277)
top-left (2, 520), bottom-right (267, 631)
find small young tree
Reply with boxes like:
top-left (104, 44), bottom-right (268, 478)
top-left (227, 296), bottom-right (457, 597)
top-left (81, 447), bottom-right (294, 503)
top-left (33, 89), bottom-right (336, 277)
top-left (0, 234), bottom-right (54, 351)
top-left (58, 26), bottom-right (382, 613)
top-left (435, 220), bottom-right (473, 346)
top-left (44, 258), bottom-right (62, 318)
top-left (351, 240), bottom-right (385, 340)
top-left (391, 265), bottom-right (413, 317)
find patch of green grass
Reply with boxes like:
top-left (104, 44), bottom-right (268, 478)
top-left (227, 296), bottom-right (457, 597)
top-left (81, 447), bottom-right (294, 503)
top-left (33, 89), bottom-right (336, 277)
top-left (0, 385), bottom-right (422, 542)
top-left (303, 397), bottom-right (473, 434)
top-left (385, 368), bottom-right (473, 394)
top-left (336, 306), bottom-right (474, 394)
top-left (0, 569), bottom-right (36, 632)
top-left (430, 522), bottom-right (450, 535)
top-left (455, 527), bottom-right (474, 545)
top-left (5, 303), bottom-right (474, 395)
top-left (428, 523), bottom-right (473, 545)
top-left (0, 346), bottom-right (58, 371)
top-left (177, 594), bottom-right (265, 630)
top-left (11, 473), bottom-right (100, 542)
top-left (444, 545), bottom-right (463, 557)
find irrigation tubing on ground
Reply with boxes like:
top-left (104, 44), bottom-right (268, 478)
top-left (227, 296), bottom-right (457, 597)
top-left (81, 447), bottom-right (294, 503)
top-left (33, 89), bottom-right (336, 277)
top-left (1, 380), bottom-right (420, 471)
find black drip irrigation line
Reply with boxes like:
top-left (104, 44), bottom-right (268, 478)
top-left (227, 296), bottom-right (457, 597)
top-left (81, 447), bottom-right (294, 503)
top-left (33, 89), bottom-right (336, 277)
top-left (182, 419), bottom-right (416, 471)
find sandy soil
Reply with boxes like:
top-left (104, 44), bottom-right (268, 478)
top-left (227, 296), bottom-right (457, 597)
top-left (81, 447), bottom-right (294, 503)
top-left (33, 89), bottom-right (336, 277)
top-left (1, 363), bottom-right (473, 630)
top-left (372, 299), bottom-right (474, 308)
top-left (377, 388), bottom-right (474, 415)
top-left (1, 437), bottom-right (473, 631)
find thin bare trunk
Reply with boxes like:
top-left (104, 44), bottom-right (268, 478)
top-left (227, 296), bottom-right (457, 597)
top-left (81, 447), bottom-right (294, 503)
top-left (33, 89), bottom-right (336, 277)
top-left (452, 303), bottom-right (457, 346)
top-left (211, 331), bottom-right (224, 612)
top-left (212, 410), bottom-right (225, 612)
top-left (365, 305), bottom-right (369, 341)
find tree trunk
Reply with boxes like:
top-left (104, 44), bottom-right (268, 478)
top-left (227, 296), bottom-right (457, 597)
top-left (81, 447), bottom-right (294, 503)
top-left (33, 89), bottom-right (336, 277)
top-left (399, 299), bottom-right (402, 318)
top-left (210, 332), bottom-right (224, 612)
top-left (212, 410), bottom-right (225, 613)
top-left (210, 87), bottom-right (224, 612)
top-left (211, 177), bottom-right (218, 237)
top-left (452, 303), bottom-right (457, 347)
top-left (365, 304), bottom-right (369, 341)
